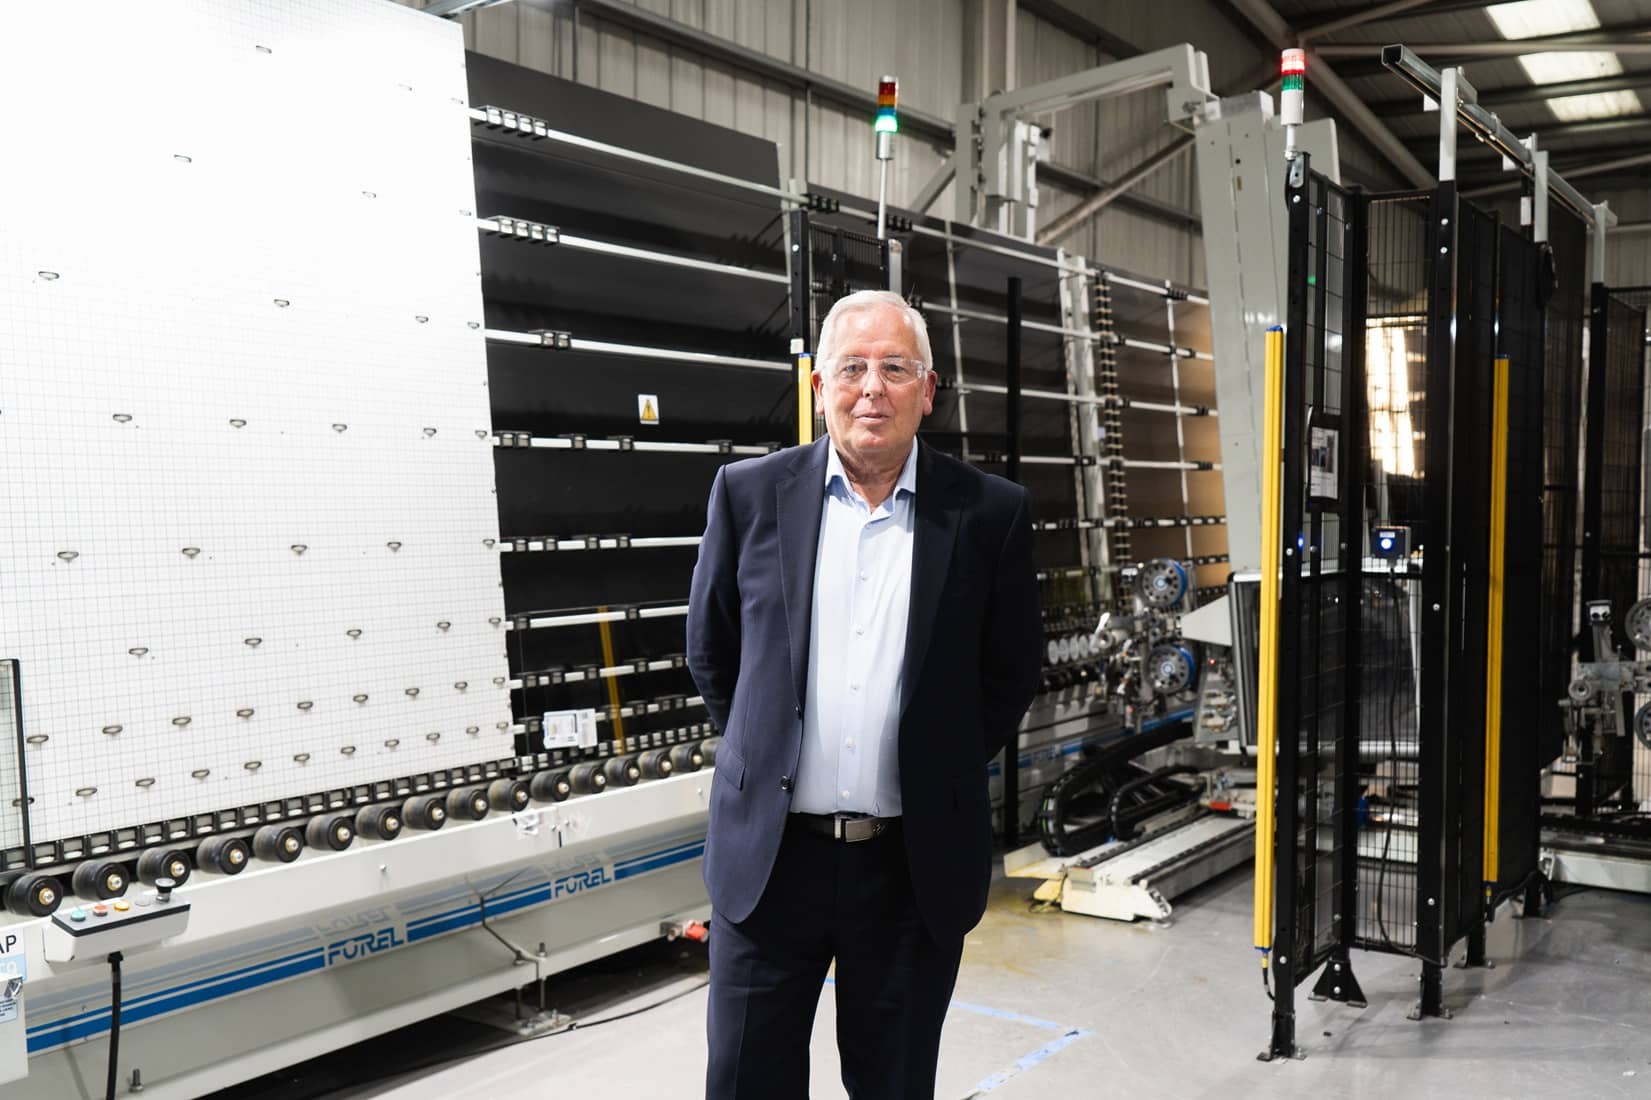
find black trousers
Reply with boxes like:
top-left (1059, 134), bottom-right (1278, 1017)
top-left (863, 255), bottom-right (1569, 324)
top-left (705, 817), bottom-right (965, 1099)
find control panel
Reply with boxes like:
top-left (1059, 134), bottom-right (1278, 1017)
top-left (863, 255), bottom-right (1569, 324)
top-left (44, 879), bottom-right (190, 963)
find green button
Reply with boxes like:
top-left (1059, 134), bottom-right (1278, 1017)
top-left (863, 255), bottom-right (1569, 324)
top-left (68, 908), bottom-right (87, 922)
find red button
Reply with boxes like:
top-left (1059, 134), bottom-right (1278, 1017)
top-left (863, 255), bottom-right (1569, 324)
top-left (91, 904), bottom-right (109, 917)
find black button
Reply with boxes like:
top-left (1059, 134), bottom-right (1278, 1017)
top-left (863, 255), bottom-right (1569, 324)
top-left (779, 775), bottom-right (793, 792)
top-left (794, 704), bottom-right (803, 718)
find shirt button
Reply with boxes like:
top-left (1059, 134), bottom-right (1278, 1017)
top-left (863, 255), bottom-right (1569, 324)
top-left (858, 571), bottom-right (868, 581)
top-left (854, 625), bottom-right (865, 635)
top-left (845, 738), bottom-right (855, 750)
top-left (850, 683), bottom-right (860, 692)
top-left (841, 789), bottom-right (851, 799)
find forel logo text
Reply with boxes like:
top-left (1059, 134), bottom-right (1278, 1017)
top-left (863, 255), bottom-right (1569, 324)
top-left (549, 864), bottom-right (611, 899)
top-left (326, 925), bottom-right (405, 966)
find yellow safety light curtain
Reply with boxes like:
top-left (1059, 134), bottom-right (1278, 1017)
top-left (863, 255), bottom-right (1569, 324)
top-left (597, 609), bottom-right (625, 752)
top-left (1482, 355), bottom-right (1510, 886)
top-left (797, 354), bottom-right (814, 445)
top-left (1254, 326), bottom-right (1285, 958)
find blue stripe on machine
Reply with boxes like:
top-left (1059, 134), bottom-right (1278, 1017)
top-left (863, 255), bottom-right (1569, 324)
top-left (23, 838), bottom-right (707, 1054)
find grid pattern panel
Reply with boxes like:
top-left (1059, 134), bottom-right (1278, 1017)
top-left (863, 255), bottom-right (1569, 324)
top-left (0, 1), bottom-right (511, 849)
top-left (1354, 192), bottom-right (1432, 952)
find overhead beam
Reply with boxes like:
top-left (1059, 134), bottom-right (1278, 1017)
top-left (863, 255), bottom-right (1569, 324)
top-left (1331, 20), bottom-right (1651, 75)
top-left (1016, 0), bottom-right (1144, 59)
top-left (1223, 0), bottom-right (1435, 187)
top-left (549, 0), bottom-right (1197, 228)
top-left (1370, 70), bottom-right (1651, 118)
top-left (1402, 112), bottom-right (1651, 149)
top-left (1036, 134), bottom-right (1195, 245)
top-left (1463, 150), bottom-right (1651, 197)
top-left (1298, 0), bottom-right (1434, 42)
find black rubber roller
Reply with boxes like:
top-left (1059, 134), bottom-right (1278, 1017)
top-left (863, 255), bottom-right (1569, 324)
top-left (569, 761), bottom-right (607, 795)
top-left (196, 835), bottom-right (250, 875)
top-left (637, 747), bottom-right (675, 780)
top-left (403, 793), bottom-right (447, 830)
top-left (489, 777), bottom-right (531, 812)
top-left (355, 803), bottom-right (403, 841)
top-left (698, 737), bottom-right (721, 767)
top-left (137, 847), bottom-right (192, 888)
top-left (71, 859), bottom-right (129, 900)
top-left (305, 813), bottom-right (355, 852)
top-left (530, 769), bottom-right (573, 803)
top-left (603, 754), bottom-right (642, 788)
top-left (668, 743), bottom-right (705, 773)
top-left (4, 871), bottom-right (65, 917)
top-left (253, 824), bottom-right (304, 863)
top-left (446, 786), bottom-right (490, 821)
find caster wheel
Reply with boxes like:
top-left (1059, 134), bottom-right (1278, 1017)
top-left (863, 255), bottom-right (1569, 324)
top-left (638, 747), bottom-right (674, 780)
top-left (355, 803), bottom-right (403, 841)
top-left (489, 777), bottom-right (531, 812)
top-left (603, 754), bottom-right (641, 788)
top-left (699, 737), bottom-right (721, 767)
top-left (137, 847), bottom-right (192, 888)
top-left (569, 761), bottom-right (607, 795)
top-left (5, 871), bottom-right (65, 917)
top-left (668, 743), bottom-right (704, 773)
top-left (403, 794), bottom-right (447, 830)
top-left (72, 860), bottom-right (129, 900)
top-left (305, 813), bottom-right (355, 852)
top-left (530, 769), bottom-right (572, 803)
top-left (196, 835), bottom-right (250, 875)
top-left (252, 824), bottom-right (304, 863)
top-left (446, 786), bottom-right (490, 821)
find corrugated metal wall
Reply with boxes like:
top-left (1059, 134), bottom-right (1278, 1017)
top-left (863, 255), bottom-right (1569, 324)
top-left (405, 0), bottom-right (1428, 288)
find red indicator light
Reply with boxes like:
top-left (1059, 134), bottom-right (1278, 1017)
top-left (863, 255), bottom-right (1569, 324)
top-left (1281, 49), bottom-right (1306, 76)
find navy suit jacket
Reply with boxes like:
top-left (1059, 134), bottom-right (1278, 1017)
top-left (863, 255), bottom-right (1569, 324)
top-left (687, 436), bottom-right (1042, 943)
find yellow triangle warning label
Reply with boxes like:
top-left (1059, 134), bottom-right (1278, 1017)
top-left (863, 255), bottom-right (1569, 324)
top-left (638, 394), bottom-right (659, 425)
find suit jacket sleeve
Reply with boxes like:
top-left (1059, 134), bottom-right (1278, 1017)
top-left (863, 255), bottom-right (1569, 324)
top-left (980, 486), bottom-right (1042, 765)
top-left (687, 466), bottom-right (740, 734)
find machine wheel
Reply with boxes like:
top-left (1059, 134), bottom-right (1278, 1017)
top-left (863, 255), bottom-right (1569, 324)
top-left (446, 786), bottom-right (490, 821)
top-left (136, 847), bottom-right (192, 887)
top-left (603, 754), bottom-right (641, 788)
top-left (196, 835), bottom-right (251, 875)
top-left (252, 824), bottom-right (304, 863)
top-left (5, 871), bottom-right (64, 917)
top-left (637, 747), bottom-right (674, 780)
top-left (305, 813), bottom-right (356, 852)
top-left (403, 794), bottom-right (447, 830)
top-left (569, 761), bottom-right (607, 795)
top-left (355, 803), bottom-right (403, 841)
top-left (489, 777), bottom-right (531, 812)
top-left (698, 737), bottom-right (721, 767)
top-left (668, 742), bottom-right (705, 773)
top-left (71, 859), bottom-right (129, 900)
top-left (530, 769), bottom-right (573, 803)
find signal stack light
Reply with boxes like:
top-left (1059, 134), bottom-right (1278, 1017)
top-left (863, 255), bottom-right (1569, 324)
top-left (1280, 49), bottom-right (1305, 162)
top-left (874, 75), bottom-right (898, 239)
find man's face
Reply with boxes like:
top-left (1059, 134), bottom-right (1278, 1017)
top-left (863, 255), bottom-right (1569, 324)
top-left (812, 304), bottom-right (936, 470)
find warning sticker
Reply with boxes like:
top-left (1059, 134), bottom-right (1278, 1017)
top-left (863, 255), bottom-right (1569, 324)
top-left (638, 394), bottom-right (660, 425)
top-left (542, 708), bottom-right (599, 750)
top-left (1309, 425), bottom-right (1339, 501)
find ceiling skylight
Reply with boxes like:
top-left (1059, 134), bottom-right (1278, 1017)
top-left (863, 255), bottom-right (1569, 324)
top-left (1520, 50), bottom-right (1623, 85)
top-left (1546, 90), bottom-right (1644, 121)
top-left (1486, 0), bottom-right (1600, 40)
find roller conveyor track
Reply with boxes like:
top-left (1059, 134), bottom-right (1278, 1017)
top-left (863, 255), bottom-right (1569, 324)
top-left (1035, 720), bottom-right (1197, 856)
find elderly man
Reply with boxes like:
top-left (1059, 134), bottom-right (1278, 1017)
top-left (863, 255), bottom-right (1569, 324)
top-left (687, 289), bottom-right (1042, 1098)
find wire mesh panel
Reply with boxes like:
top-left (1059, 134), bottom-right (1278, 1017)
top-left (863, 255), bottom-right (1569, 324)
top-left (1268, 163), bottom-right (1366, 1053)
top-left (1540, 210), bottom-right (1589, 765)
top-left (1490, 224), bottom-right (1548, 899)
top-left (1580, 287), bottom-right (1649, 814)
top-left (1355, 190), bottom-right (1431, 955)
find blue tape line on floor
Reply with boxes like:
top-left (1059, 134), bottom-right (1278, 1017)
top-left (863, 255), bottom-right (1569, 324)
top-left (823, 979), bottom-right (1088, 1094)
top-left (969, 1028), bottom-right (1091, 1095)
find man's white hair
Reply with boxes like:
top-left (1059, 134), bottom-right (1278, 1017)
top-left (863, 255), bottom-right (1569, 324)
top-left (815, 290), bottom-right (933, 372)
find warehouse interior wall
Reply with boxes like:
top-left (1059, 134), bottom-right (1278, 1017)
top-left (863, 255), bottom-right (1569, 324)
top-left (403, 0), bottom-right (1651, 290)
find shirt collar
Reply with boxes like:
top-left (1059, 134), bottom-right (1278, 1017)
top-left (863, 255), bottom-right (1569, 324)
top-left (825, 440), bottom-right (920, 502)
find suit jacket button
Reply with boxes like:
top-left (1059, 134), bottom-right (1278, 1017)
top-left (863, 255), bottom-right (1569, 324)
top-left (779, 775), bottom-right (793, 792)
top-left (794, 705), bottom-right (803, 719)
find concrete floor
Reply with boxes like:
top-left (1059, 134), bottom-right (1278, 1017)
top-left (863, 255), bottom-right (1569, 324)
top-left (222, 864), bottom-right (1651, 1100)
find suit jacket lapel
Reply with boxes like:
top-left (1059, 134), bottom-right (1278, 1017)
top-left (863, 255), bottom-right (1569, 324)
top-left (900, 441), bottom-right (963, 719)
top-left (776, 437), bottom-right (830, 710)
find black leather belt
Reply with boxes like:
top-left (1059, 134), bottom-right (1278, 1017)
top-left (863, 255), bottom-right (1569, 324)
top-left (789, 812), bottom-right (900, 843)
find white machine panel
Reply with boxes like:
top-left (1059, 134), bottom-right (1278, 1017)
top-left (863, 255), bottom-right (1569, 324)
top-left (0, 0), bottom-right (510, 847)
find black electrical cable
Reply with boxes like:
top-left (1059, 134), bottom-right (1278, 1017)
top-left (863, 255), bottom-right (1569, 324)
top-left (106, 951), bottom-right (124, 1100)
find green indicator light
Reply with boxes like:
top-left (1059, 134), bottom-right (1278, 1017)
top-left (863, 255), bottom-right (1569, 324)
top-left (1307, 275), bottom-right (1317, 286)
top-left (1282, 74), bottom-right (1304, 93)
top-left (874, 110), bottom-right (898, 134)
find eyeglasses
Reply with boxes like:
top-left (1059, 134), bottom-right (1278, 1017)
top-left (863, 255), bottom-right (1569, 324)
top-left (829, 356), bottom-right (928, 387)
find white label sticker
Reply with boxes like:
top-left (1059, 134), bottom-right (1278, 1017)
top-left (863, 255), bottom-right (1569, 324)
top-left (0, 999), bottom-right (14, 1025)
top-left (638, 394), bottom-right (660, 425)
top-left (542, 708), bottom-right (599, 750)
top-left (1309, 426), bottom-right (1339, 500)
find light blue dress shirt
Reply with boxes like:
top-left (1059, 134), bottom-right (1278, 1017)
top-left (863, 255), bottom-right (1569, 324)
top-left (792, 441), bottom-right (919, 817)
